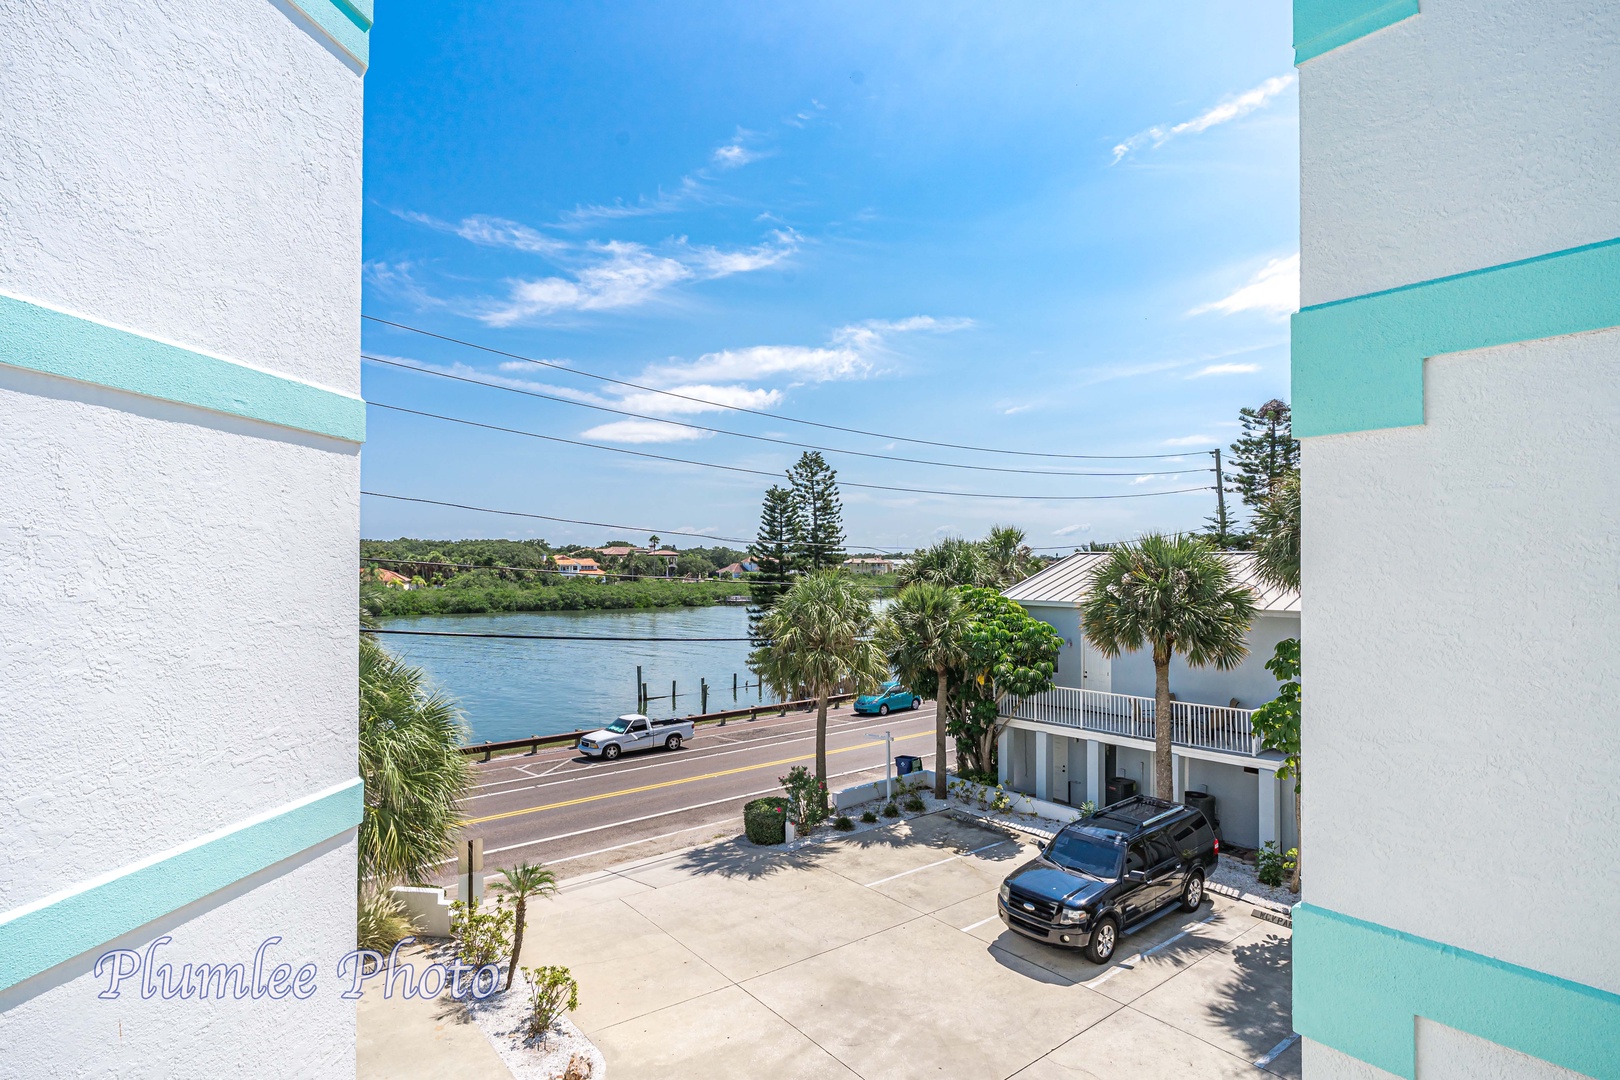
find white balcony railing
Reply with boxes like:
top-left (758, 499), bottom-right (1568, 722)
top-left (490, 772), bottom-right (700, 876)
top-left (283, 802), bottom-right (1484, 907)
top-left (1000, 686), bottom-right (1263, 757)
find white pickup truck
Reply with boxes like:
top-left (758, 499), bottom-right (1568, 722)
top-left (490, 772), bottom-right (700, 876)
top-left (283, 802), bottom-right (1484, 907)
top-left (577, 714), bottom-right (694, 761)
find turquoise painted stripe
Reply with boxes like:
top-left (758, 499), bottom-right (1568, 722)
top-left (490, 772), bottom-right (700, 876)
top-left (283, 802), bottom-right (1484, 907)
top-left (1291, 236), bottom-right (1620, 437)
top-left (0, 780), bottom-right (362, 992)
top-left (1294, 0), bottom-right (1419, 63)
top-left (1294, 902), bottom-right (1620, 1079)
top-left (284, 0), bottom-right (373, 69)
top-left (0, 293), bottom-right (365, 443)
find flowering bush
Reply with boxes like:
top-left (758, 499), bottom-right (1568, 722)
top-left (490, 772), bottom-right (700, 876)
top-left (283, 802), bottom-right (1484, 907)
top-left (778, 765), bottom-right (830, 828)
top-left (744, 797), bottom-right (791, 844)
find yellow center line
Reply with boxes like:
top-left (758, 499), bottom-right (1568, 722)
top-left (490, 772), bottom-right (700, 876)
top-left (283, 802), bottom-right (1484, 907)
top-left (464, 730), bottom-right (933, 825)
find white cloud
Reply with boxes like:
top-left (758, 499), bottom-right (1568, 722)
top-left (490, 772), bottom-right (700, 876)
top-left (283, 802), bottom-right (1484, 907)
top-left (363, 261), bottom-right (447, 309)
top-left (1053, 523), bottom-right (1091, 537)
top-left (579, 419), bottom-right (713, 444)
top-left (478, 232), bottom-right (798, 327)
top-left (1188, 253), bottom-right (1300, 320)
top-left (713, 143), bottom-right (762, 168)
top-left (1187, 362), bottom-right (1263, 378)
top-left (1131, 475), bottom-right (1155, 485)
top-left (1111, 74), bottom-right (1295, 164)
top-left (1163, 435), bottom-right (1215, 447)
top-left (645, 344), bottom-right (869, 386)
top-left (616, 384), bottom-right (783, 417)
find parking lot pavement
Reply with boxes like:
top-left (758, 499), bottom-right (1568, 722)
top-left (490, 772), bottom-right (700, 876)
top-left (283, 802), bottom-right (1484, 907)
top-left (363, 811), bottom-right (1299, 1080)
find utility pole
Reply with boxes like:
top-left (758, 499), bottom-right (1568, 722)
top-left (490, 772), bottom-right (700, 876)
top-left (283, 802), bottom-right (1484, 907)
top-left (1212, 448), bottom-right (1230, 546)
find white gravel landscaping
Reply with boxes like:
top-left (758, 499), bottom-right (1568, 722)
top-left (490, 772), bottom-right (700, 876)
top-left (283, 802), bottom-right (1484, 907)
top-left (465, 969), bottom-right (606, 1080)
top-left (1207, 853), bottom-right (1298, 911)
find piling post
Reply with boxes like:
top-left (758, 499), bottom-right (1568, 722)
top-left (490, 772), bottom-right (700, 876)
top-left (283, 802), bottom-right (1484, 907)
top-left (636, 665), bottom-right (642, 708)
top-left (701, 678), bottom-right (709, 713)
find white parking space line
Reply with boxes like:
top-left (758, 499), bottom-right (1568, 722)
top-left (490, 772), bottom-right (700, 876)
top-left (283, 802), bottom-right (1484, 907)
top-left (959, 914), bottom-right (1000, 933)
top-left (541, 819), bottom-right (734, 869)
top-left (1081, 911), bottom-right (1218, 985)
top-left (863, 840), bottom-right (1010, 887)
top-left (1142, 912), bottom-right (1219, 957)
top-left (1253, 1033), bottom-right (1300, 1068)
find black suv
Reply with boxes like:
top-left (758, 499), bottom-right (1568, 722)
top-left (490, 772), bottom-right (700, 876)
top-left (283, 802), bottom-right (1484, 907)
top-left (997, 795), bottom-right (1218, 963)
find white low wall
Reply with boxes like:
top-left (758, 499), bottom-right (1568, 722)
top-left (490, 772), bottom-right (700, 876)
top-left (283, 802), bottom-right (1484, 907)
top-left (832, 771), bottom-right (1084, 828)
top-left (391, 885), bottom-right (453, 938)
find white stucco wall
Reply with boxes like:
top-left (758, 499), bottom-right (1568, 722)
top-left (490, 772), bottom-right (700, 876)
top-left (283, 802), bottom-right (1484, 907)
top-left (0, 0), bottom-right (363, 392)
top-left (1302, 329), bottom-right (1620, 996)
top-left (0, 0), bottom-right (364, 1073)
top-left (1305, 1024), bottom-right (1591, 1080)
top-left (1109, 612), bottom-right (1297, 709)
top-left (1299, 0), bottom-right (1620, 305)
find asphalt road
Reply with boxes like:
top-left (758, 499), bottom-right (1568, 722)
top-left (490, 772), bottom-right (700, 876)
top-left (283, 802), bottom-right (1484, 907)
top-left (443, 700), bottom-right (952, 883)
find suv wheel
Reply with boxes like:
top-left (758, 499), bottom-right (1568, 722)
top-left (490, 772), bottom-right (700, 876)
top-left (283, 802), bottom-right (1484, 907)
top-left (1179, 870), bottom-right (1205, 912)
top-left (1084, 916), bottom-right (1118, 964)
top-left (601, 743), bottom-right (621, 761)
top-left (665, 733), bottom-right (682, 751)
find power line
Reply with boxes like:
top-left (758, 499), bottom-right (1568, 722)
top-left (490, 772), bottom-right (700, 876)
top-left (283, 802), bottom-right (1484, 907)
top-left (361, 491), bottom-right (1133, 551)
top-left (364, 399), bottom-right (1205, 479)
top-left (365, 628), bottom-right (754, 642)
top-left (361, 553), bottom-right (902, 589)
top-left (366, 401), bottom-right (1212, 503)
top-left (360, 317), bottom-right (1210, 460)
top-left (364, 357), bottom-right (1213, 479)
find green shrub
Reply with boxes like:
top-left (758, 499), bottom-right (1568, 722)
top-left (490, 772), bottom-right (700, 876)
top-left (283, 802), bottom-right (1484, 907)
top-left (882, 802), bottom-right (900, 818)
top-left (521, 965), bottom-right (580, 1040)
top-left (903, 794), bottom-right (926, 813)
top-left (1255, 842), bottom-right (1297, 888)
top-left (744, 797), bottom-right (790, 844)
top-left (450, 900), bottom-right (514, 969)
top-left (860, 810), bottom-right (878, 824)
top-left (833, 815), bottom-right (855, 831)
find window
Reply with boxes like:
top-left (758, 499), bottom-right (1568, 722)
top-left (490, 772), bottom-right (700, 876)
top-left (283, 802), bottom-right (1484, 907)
top-left (1146, 833), bottom-right (1178, 870)
top-left (1124, 842), bottom-right (1148, 875)
top-left (630, 719), bottom-right (646, 733)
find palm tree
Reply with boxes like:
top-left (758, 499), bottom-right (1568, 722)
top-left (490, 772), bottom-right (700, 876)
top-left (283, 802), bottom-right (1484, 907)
top-left (753, 570), bottom-right (888, 806)
top-left (980, 525), bottom-right (1039, 588)
top-left (492, 862), bottom-right (559, 990)
top-left (1080, 535), bottom-right (1255, 799)
top-left (898, 537), bottom-right (986, 589)
top-left (1252, 470), bottom-right (1300, 592)
top-left (359, 633), bottom-right (472, 885)
top-left (884, 583), bottom-right (971, 798)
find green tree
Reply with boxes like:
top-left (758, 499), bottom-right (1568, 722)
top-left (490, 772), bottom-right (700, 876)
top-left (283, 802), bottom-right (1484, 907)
top-left (748, 484), bottom-right (803, 645)
top-left (359, 633), bottom-right (471, 885)
top-left (752, 571), bottom-right (887, 806)
top-left (898, 537), bottom-right (987, 588)
top-left (491, 862), bottom-right (560, 990)
top-left (675, 552), bottom-right (715, 579)
top-left (949, 588), bottom-right (1064, 778)
top-left (883, 583), bottom-right (972, 798)
top-left (787, 451), bottom-right (846, 571)
top-left (980, 525), bottom-right (1039, 588)
top-left (1080, 535), bottom-right (1256, 798)
top-left (1252, 469), bottom-right (1300, 592)
top-left (1250, 638), bottom-right (1301, 892)
top-left (1229, 400), bottom-right (1300, 512)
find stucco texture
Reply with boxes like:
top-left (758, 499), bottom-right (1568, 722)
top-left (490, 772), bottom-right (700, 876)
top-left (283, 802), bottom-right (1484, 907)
top-left (0, 0), bottom-right (363, 393)
top-left (1299, 0), bottom-right (1620, 305)
top-left (1301, 328), bottom-right (1620, 996)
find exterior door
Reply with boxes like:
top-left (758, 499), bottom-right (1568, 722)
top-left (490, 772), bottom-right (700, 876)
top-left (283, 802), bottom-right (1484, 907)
top-left (1120, 841), bottom-right (1153, 924)
top-left (627, 718), bottom-right (652, 750)
top-left (1142, 831), bottom-right (1183, 911)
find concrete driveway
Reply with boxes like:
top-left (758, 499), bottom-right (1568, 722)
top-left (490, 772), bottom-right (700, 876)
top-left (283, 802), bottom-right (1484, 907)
top-left (360, 812), bottom-right (1298, 1080)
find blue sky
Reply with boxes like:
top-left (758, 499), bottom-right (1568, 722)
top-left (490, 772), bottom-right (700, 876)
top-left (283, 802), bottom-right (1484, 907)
top-left (360, 2), bottom-right (1297, 553)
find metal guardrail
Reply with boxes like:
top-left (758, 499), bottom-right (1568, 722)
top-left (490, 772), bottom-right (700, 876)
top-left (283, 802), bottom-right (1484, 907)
top-left (458, 693), bottom-right (859, 761)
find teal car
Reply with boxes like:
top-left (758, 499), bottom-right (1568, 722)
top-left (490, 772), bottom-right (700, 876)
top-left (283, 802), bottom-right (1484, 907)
top-left (854, 680), bottom-right (921, 715)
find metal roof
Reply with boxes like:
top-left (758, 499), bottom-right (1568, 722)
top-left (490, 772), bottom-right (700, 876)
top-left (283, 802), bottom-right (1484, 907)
top-left (1002, 550), bottom-right (1300, 613)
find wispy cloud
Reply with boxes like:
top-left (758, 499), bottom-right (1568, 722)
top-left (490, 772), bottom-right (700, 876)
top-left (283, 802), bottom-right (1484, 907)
top-left (1188, 253), bottom-right (1299, 320)
top-left (712, 130), bottom-right (766, 169)
top-left (364, 261), bottom-right (448, 309)
top-left (1053, 523), bottom-right (1091, 537)
top-left (579, 419), bottom-right (713, 444)
top-left (1163, 434), bottom-right (1215, 447)
top-left (1111, 74), bottom-right (1295, 164)
top-left (471, 231), bottom-right (799, 327)
top-left (1186, 362), bottom-right (1262, 378)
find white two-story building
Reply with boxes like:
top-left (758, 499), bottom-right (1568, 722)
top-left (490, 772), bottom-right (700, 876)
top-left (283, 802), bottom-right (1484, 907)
top-left (995, 550), bottom-right (1299, 853)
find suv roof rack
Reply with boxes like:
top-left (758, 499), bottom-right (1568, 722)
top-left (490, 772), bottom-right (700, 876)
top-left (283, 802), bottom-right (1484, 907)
top-left (1087, 794), bottom-right (1184, 833)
